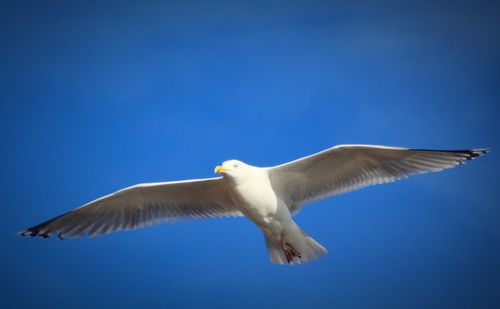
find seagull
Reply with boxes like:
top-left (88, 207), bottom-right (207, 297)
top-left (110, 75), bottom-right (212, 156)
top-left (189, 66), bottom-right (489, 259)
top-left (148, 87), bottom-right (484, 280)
top-left (19, 144), bottom-right (488, 264)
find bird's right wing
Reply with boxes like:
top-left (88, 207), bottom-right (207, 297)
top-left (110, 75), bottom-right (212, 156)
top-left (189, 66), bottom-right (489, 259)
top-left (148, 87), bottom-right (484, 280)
top-left (19, 177), bottom-right (241, 239)
top-left (268, 144), bottom-right (488, 213)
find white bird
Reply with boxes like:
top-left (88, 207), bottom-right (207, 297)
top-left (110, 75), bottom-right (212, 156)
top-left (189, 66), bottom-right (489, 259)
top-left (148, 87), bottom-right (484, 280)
top-left (19, 144), bottom-right (488, 264)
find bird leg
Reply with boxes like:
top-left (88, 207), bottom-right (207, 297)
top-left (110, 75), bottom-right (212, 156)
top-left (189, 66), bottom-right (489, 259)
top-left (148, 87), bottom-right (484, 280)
top-left (282, 241), bottom-right (301, 263)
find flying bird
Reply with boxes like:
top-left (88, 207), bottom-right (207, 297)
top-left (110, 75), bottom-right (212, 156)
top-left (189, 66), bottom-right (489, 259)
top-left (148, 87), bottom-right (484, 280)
top-left (19, 144), bottom-right (488, 264)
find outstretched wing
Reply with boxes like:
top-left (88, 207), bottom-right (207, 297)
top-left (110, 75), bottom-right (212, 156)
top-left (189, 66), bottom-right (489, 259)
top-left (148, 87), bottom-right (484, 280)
top-left (268, 144), bottom-right (488, 213)
top-left (19, 177), bottom-right (241, 239)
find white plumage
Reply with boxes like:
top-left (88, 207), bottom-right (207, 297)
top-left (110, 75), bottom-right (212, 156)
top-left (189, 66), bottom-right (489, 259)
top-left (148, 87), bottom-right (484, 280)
top-left (19, 144), bottom-right (487, 264)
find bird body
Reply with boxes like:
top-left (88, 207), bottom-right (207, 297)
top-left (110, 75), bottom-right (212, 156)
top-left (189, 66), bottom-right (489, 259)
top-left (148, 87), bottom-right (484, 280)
top-left (218, 161), bottom-right (326, 263)
top-left (19, 144), bottom-right (488, 265)
top-left (221, 163), bottom-right (280, 230)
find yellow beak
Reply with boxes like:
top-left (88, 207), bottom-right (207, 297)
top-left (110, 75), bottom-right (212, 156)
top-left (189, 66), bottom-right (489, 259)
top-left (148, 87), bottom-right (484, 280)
top-left (214, 166), bottom-right (228, 174)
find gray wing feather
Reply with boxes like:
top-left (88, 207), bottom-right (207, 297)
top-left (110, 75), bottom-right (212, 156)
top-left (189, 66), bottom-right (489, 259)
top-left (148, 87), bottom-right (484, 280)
top-left (19, 177), bottom-right (241, 239)
top-left (268, 144), bottom-right (488, 213)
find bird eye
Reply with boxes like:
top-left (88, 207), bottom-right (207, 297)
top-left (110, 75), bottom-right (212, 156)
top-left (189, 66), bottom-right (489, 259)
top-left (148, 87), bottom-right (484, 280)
top-left (233, 164), bottom-right (239, 169)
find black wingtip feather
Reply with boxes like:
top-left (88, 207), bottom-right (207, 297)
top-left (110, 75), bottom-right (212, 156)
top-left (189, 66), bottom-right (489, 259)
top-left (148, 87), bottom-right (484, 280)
top-left (18, 211), bottom-right (72, 239)
top-left (462, 148), bottom-right (489, 160)
top-left (447, 148), bottom-right (489, 160)
top-left (410, 148), bottom-right (489, 161)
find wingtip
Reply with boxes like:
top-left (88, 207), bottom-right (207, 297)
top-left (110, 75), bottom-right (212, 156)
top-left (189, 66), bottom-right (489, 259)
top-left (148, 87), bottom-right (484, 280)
top-left (407, 147), bottom-right (489, 165)
top-left (17, 228), bottom-right (54, 239)
top-left (17, 229), bottom-right (38, 238)
top-left (467, 148), bottom-right (490, 160)
top-left (16, 230), bottom-right (28, 237)
top-left (475, 148), bottom-right (490, 154)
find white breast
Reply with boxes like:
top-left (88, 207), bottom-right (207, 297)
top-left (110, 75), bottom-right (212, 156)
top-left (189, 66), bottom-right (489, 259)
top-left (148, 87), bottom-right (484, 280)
top-left (224, 168), bottom-right (288, 231)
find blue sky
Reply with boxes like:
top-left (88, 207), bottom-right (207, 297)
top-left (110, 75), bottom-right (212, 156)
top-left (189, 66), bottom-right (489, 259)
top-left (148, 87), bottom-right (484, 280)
top-left (1, 1), bottom-right (499, 308)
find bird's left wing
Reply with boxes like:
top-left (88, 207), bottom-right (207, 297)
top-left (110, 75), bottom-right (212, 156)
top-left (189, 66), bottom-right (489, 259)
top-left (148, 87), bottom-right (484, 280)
top-left (19, 177), bottom-right (241, 239)
top-left (268, 144), bottom-right (488, 213)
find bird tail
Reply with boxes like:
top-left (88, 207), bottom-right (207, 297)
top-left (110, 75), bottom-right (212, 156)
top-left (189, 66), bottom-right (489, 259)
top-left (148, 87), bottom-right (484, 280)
top-left (264, 223), bottom-right (327, 265)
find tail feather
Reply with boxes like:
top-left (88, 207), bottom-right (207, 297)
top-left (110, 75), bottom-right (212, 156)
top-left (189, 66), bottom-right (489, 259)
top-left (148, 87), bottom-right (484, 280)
top-left (265, 236), bottom-right (288, 264)
top-left (264, 224), bottom-right (327, 265)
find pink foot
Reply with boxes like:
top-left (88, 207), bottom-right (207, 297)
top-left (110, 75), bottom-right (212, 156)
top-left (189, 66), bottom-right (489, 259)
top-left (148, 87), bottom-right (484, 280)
top-left (282, 242), bottom-right (302, 263)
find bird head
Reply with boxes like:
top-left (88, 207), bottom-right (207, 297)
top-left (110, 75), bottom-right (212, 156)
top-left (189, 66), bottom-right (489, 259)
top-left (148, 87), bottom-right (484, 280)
top-left (214, 160), bottom-right (250, 177)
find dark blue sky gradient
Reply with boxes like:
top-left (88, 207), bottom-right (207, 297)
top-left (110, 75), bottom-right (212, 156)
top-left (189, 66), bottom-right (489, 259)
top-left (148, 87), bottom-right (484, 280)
top-left (1, 1), bottom-right (499, 308)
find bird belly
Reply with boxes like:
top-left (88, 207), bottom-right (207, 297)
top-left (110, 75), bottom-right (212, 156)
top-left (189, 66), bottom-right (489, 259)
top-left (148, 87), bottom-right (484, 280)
top-left (229, 181), bottom-right (291, 238)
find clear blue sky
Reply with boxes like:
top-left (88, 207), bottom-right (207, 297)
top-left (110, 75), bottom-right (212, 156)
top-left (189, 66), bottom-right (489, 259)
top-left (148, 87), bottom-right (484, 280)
top-left (1, 1), bottom-right (499, 308)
